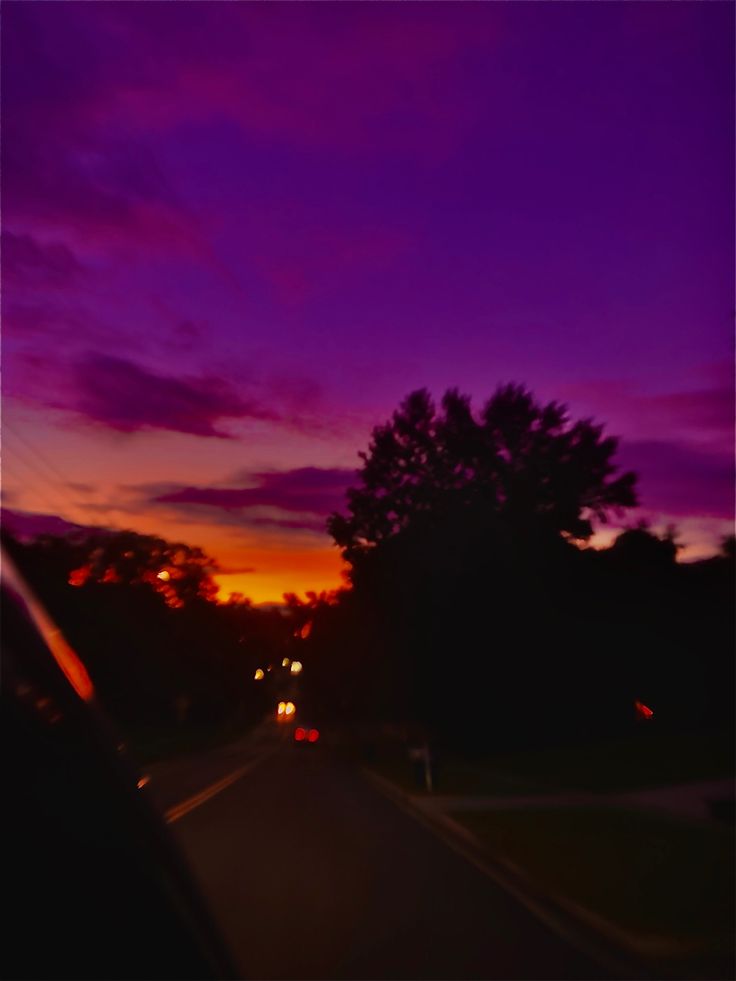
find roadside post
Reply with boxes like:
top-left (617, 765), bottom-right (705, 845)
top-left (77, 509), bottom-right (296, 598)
top-left (408, 740), bottom-right (435, 792)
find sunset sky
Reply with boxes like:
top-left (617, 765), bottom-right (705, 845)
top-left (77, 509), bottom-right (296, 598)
top-left (3, 2), bottom-right (734, 603)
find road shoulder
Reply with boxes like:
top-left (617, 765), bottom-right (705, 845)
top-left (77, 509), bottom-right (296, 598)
top-left (363, 767), bottom-right (734, 981)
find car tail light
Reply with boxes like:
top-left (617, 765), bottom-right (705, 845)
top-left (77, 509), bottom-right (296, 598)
top-left (294, 727), bottom-right (306, 741)
top-left (308, 729), bottom-right (319, 743)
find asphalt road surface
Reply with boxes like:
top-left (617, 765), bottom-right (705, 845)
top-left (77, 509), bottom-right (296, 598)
top-left (148, 726), bottom-right (609, 980)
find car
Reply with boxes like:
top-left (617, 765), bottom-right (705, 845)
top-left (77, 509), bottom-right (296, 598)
top-left (293, 725), bottom-right (321, 745)
top-left (1, 550), bottom-right (236, 980)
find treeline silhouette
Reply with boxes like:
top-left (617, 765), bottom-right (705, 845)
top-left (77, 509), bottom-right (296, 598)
top-left (2, 529), bottom-right (294, 756)
top-left (304, 386), bottom-right (734, 754)
top-left (3, 383), bottom-right (733, 759)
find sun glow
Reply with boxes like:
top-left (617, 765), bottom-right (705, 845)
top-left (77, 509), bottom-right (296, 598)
top-left (213, 546), bottom-right (344, 605)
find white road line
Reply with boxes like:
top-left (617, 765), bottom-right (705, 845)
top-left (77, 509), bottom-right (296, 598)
top-left (362, 768), bottom-right (644, 980)
top-left (165, 751), bottom-right (273, 824)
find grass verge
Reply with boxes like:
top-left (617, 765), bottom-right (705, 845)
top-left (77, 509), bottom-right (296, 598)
top-left (481, 728), bottom-right (735, 794)
top-left (371, 728), bottom-right (734, 797)
top-left (452, 806), bottom-right (735, 974)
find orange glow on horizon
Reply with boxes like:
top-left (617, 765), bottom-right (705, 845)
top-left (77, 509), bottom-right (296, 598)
top-left (213, 546), bottom-right (345, 605)
top-left (4, 400), bottom-right (732, 611)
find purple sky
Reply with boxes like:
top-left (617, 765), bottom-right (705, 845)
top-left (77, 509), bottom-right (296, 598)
top-left (3, 2), bottom-right (733, 601)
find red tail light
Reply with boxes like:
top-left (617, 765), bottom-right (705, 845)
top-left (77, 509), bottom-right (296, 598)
top-left (634, 700), bottom-right (654, 720)
top-left (294, 727), bottom-right (306, 741)
top-left (308, 729), bottom-right (320, 742)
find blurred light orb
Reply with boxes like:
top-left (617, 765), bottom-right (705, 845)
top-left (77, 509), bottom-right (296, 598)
top-left (254, 668), bottom-right (265, 681)
top-left (290, 661), bottom-right (303, 676)
top-left (282, 658), bottom-right (290, 667)
top-left (157, 570), bottom-right (171, 581)
top-left (284, 701), bottom-right (296, 716)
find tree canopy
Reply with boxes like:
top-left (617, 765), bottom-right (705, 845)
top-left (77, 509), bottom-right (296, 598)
top-left (329, 384), bottom-right (637, 565)
top-left (2, 527), bottom-right (292, 742)
top-left (63, 529), bottom-right (219, 607)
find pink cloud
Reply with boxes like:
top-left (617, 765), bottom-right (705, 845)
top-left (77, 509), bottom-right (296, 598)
top-left (559, 375), bottom-right (734, 524)
top-left (616, 439), bottom-right (733, 520)
top-left (3, 10), bottom-right (204, 260)
top-left (255, 226), bottom-right (412, 306)
top-left (637, 387), bottom-right (734, 449)
top-left (3, 231), bottom-right (84, 289)
top-left (563, 373), bottom-right (734, 450)
top-left (103, 7), bottom-right (494, 154)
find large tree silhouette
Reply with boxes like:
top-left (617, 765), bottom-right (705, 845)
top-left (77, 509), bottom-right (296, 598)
top-left (329, 384), bottom-right (637, 564)
top-left (322, 385), bottom-right (648, 751)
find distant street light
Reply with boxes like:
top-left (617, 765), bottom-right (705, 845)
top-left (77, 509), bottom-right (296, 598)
top-left (282, 657), bottom-right (290, 667)
top-left (290, 660), bottom-right (303, 676)
top-left (254, 668), bottom-right (265, 681)
top-left (157, 570), bottom-right (170, 581)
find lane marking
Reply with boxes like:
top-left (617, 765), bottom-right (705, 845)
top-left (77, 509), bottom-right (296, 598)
top-left (165, 752), bottom-right (273, 824)
top-left (363, 768), bottom-right (644, 980)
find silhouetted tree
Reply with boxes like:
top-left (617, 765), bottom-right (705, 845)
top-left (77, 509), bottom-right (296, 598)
top-left (64, 529), bottom-right (219, 607)
top-left (321, 386), bottom-right (643, 750)
top-left (2, 528), bottom-right (293, 753)
top-left (329, 385), bottom-right (637, 566)
top-left (608, 521), bottom-right (679, 570)
top-left (317, 383), bottom-right (732, 759)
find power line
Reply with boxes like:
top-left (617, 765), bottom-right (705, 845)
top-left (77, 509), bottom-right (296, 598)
top-left (2, 431), bottom-right (86, 522)
top-left (1, 423), bottom-right (116, 528)
top-left (1, 451), bottom-right (81, 521)
top-left (1, 458), bottom-right (72, 520)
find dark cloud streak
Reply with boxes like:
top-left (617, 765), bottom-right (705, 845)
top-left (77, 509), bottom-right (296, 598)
top-left (73, 353), bottom-right (278, 438)
top-left (153, 466), bottom-right (355, 517)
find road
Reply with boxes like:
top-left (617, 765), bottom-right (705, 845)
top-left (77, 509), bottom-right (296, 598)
top-left (147, 726), bottom-right (609, 980)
